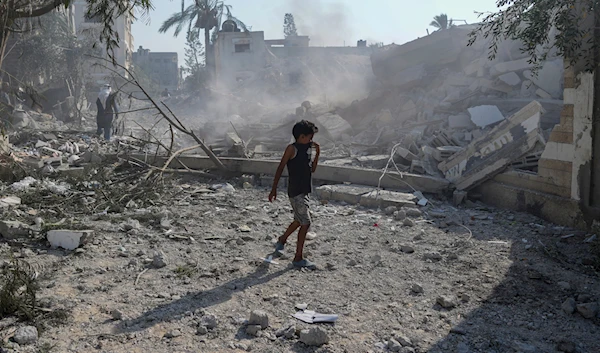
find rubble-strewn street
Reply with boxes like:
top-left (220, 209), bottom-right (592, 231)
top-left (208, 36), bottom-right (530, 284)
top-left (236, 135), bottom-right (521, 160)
top-left (1, 172), bottom-right (599, 352)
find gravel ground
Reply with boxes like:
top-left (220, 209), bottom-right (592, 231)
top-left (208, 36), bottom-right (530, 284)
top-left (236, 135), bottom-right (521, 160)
top-left (1, 178), bottom-right (599, 353)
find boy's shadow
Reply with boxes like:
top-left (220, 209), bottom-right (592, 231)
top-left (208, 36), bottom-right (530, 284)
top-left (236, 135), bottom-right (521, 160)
top-left (115, 262), bottom-right (290, 334)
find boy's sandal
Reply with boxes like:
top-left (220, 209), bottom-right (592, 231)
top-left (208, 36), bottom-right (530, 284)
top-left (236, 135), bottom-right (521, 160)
top-left (292, 259), bottom-right (317, 269)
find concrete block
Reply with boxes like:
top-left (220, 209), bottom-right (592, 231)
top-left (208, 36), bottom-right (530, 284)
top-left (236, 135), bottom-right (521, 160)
top-left (464, 58), bottom-right (485, 76)
top-left (0, 196), bottom-right (21, 208)
top-left (523, 59), bottom-right (563, 98)
top-left (22, 158), bottom-right (44, 169)
top-left (316, 113), bottom-right (353, 141)
top-left (356, 155), bottom-right (390, 169)
top-left (388, 64), bottom-right (426, 89)
top-left (56, 166), bottom-right (85, 178)
top-left (395, 147), bottom-right (418, 162)
top-left (520, 80), bottom-right (536, 97)
top-left (40, 147), bottom-right (62, 157)
top-left (316, 184), bottom-right (373, 204)
top-left (498, 72), bottom-right (521, 86)
top-left (535, 88), bottom-right (552, 100)
top-left (448, 114), bottom-right (476, 129)
top-left (359, 190), bottom-right (416, 209)
top-left (453, 190), bottom-right (468, 205)
top-left (47, 230), bottom-right (94, 250)
top-left (0, 221), bottom-right (31, 239)
top-left (491, 58), bottom-right (534, 75)
top-left (468, 105), bottom-right (505, 128)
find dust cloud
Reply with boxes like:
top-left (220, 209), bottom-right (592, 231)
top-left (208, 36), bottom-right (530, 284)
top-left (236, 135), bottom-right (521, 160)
top-left (286, 0), bottom-right (355, 47)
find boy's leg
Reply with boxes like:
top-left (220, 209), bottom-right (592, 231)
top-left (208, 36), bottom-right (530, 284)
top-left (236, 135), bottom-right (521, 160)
top-left (293, 225), bottom-right (310, 262)
top-left (278, 220), bottom-right (300, 245)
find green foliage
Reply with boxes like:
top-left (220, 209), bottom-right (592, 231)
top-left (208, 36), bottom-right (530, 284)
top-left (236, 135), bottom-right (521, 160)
top-left (468, 0), bottom-right (596, 73)
top-left (182, 29), bottom-right (207, 91)
top-left (2, 1), bottom-right (154, 62)
top-left (284, 13), bottom-right (298, 38)
top-left (430, 13), bottom-right (454, 30)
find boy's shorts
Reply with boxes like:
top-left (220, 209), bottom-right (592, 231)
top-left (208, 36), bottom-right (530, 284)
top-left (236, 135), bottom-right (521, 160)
top-left (289, 194), bottom-right (311, 226)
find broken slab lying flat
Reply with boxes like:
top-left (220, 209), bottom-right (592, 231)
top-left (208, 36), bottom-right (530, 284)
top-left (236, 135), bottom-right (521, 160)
top-left (125, 155), bottom-right (451, 194)
top-left (316, 184), bottom-right (416, 208)
top-left (438, 101), bottom-right (545, 191)
top-left (47, 230), bottom-right (93, 250)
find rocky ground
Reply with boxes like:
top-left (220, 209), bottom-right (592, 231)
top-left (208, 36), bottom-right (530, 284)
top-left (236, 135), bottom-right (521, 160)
top-left (0, 176), bottom-right (599, 353)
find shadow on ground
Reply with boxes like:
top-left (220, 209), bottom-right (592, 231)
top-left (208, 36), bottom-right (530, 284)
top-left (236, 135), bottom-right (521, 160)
top-left (115, 262), bottom-right (290, 333)
top-left (425, 228), bottom-right (600, 353)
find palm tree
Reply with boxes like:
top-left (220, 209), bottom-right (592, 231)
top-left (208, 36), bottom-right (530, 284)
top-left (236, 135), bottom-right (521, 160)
top-left (159, 0), bottom-right (247, 65)
top-left (430, 13), bottom-right (455, 31)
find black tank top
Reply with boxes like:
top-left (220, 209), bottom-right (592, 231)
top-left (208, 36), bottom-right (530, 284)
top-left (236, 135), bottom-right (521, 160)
top-left (287, 143), bottom-right (313, 197)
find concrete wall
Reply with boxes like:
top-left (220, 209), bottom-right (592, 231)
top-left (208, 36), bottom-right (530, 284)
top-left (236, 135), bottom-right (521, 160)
top-left (269, 46), bottom-right (372, 59)
top-left (133, 49), bottom-right (180, 91)
top-left (73, 0), bottom-right (133, 82)
top-left (479, 58), bottom-right (598, 229)
top-left (214, 31), bottom-right (268, 89)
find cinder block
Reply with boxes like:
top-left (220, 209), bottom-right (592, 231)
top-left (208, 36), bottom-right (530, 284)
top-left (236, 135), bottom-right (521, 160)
top-left (360, 190), bottom-right (416, 209)
top-left (316, 184), bottom-right (373, 205)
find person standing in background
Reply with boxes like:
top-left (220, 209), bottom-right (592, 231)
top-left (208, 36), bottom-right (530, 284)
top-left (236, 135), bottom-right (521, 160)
top-left (96, 84), bottom-right (119, 140)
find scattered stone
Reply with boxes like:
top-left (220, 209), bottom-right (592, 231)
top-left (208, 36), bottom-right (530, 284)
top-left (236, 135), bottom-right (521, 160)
top-left (121, 219), bottom-right (141, 232)
top-left (557, 281), bottom-right (571, 290)
top-left (248, 310), bottom-right (269, 329)
top-left (576, 302), bottom-right (598, 319)
top-left (196, 326), bottom-right (208, 335)
top-left (152, 251), bottom-right (168, 268)
top-left (160, 218), bottom-right (172, 230)
top-left (299, 327), bottom-right (329, 347)
top-left (394, 210), bottom-right (407, 221)
top-left (164, 329), bottom-right (181, 338)
top-left (405, 208), bottom-right (422, 218)
top-left (450, 326), bottom-right (467, 335)
top-left (403, 219), bottom-right (415, 227)
top-left (111, 309), bottom-right (123, 320)
top-left (387, 339), bottom-right (403, 352)
top-left (200, 314), bottom-right (218, 329)
top-left (0, 221), bottom-right (31, 240)
top-left (411, 284), bottom-right (424, 294)
top-left (393, 333), bottom-right (413, 347)
top-left (239, 225), bottom-right (252, 232)
top-left (557, 341), bottom-right (577, 353)
top-left (424, 252), bottom-right (442, 261)
top-left (400, 245), bottom-right (415, 254)
top-left (348, 259), bottom-right (358, 267)
top-left (47, 230), bottom-right (93, 250)
top-left (561, 298), bottom-right (576, 314)
top-left (275, 323), bottom-right (297, 339)
top-left (13, 326), bottom-right (38, 345)
top-left (385, 206), bottom-right (397, 215)
top-left (437, 295), bottom-right (457, 309)
top-left (246, 324), bottom-right (262, 336)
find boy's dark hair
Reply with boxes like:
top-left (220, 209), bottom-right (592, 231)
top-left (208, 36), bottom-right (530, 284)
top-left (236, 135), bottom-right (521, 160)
top-left (292, 120), bottom-right (318, 140)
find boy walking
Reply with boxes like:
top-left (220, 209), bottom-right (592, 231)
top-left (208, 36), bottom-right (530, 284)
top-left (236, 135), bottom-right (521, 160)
top-left (269, 120), bottom-right (320, 269)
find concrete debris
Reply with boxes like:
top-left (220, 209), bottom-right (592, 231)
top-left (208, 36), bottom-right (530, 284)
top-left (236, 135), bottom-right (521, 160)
top-left (562, 298), bottom-right (576, 314)
top-left (439, 101), bottom-right (545, 190)
top-left (299, 327), bottom-right (329, 347)
top-left (47, 230), bottom-right (93, 250)
top-left (249, 310), bottom-right (269, 329)
top-left (576, 303), bottom-right (599, 319)
top-left (468, 105), bottom-right (505, 128)
top-left (0, 221), bottom-right (31, 239)
top-left (437, 295), bottom-right (458, 309)
top-left (152, 251), bottom-right (168, 268)
top-left (13, 326), bottom-right (38, 345)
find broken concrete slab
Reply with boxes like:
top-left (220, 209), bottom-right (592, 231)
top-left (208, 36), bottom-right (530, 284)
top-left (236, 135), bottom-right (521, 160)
top-left (498, 72), bottom-right (521, 86)
top-left (395, 146), bottom-right (418, 162)
top-left (448, 114), bottom-right (476, 129)
top-left (47, 230), bottom-right (94, 250)
top-left (434, 146), bottom-right (464, 162)
top-left (125, 155), bottom-right (451, 194)
top-left (388, 64), bottom-right (426, 89)
top-left (0, 220), bottom-right (31, 239)
top-left (468, 105), bottom-right (505, 128)
top-left (316, 113), bottom-right (353, 141)
top-left (359, 190), bottom-right (416, 209)
top-left (0, 196), bottom-right (21, 208)
top-left (356, 155), bottom-right (390, 169)
top-left (491, 58), bottom-right (534, 76)
top-left (536, 88), bottom-right (552, 100)
top-left (464, 58), bottom-right (485, 77)
top-left (439, 101), bottom-right (545, 190)
top-left (523, 59), bottom-right (563, 98)
top-left (316, 184), bottom-right (374, 204)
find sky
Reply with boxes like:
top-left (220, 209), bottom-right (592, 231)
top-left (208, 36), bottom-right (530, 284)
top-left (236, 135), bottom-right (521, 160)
top-left (132, 0), bottom-right (500, 67)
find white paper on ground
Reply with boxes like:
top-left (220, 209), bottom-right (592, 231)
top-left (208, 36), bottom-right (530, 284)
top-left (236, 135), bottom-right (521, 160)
top-left (293, 310), bottom-right (339, 324)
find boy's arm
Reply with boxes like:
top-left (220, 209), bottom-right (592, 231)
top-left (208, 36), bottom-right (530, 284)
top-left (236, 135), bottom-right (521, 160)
top-left (269, 145), bottom-right (295, 202)
top-left (311, 142), bottom-right (320, 173)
